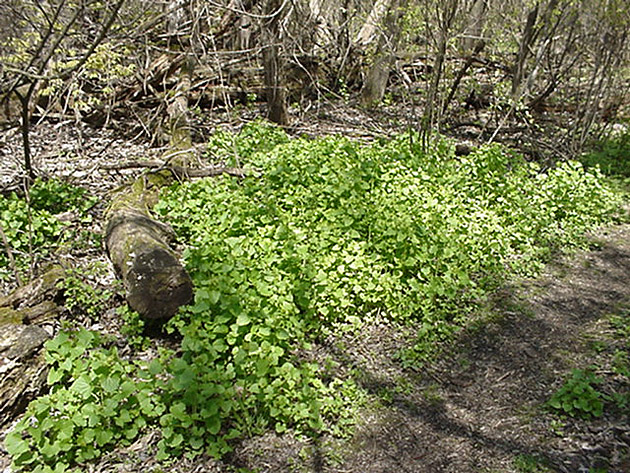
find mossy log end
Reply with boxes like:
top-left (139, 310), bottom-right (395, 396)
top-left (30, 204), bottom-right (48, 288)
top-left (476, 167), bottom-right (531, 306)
top-left (105, 209), bottom-right (193, 320)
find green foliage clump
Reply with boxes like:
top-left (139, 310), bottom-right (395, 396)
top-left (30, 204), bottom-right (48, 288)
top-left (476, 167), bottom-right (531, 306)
top-left (157, 123), bottom-right (621, 423)
top-left (514, 453), bottom-right (553, 473)
top-left (171, 126), bottom-right (621, 361)
top-left (28, 178), bottom-right (95, 214)
top-left (117, 305), bottom-right (148, 349)
top-left (0, 179), bottom-right (96, 281)
top-left (5, 329), bottom-right (165, 473)
top-left (581, 131), bottom-right (630, 177)
top-left (204, 120), bottom-right (290, 165)
top-left (548, 368), bottom-right (607, 418)
top-left (58, 265), bottom-right (112, 320)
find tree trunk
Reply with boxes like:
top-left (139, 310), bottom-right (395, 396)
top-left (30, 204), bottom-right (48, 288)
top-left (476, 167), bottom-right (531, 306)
top-left (355, 0), bottom-right (393, 47)
top-left (420, 0), bottom-right (459, 147)
top-left (360, 0), bottom-right (400, 107)
top-left (15, 84), bottom-right (37, 180)
top-left (361, 53), bottom-right (393, 107)
top-left (262, 0), bottom-right (289, 125)
top-left (460, 0), bottom-right (487, 53)
top-left (443, 40), bottom-right (486, 114)
top-left (512, 4), bottom-right (539, 99)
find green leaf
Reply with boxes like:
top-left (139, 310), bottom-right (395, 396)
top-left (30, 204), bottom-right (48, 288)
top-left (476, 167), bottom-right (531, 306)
top-left (102, 376), bottom-right (119, 394)
top-left (95, 429), bottom-right (113, 447)
top-left (47, 367), bottom-right (64, 385)
top-left (549, 398), bottom-right (561, 409)
top-left (209, 290), bottom-right (221, 304)
top-left (190, 437), bottom-right (204, 450)
top-left (70, 376), bottom-right (93, 399)
top-left (236, 313), bottom-right (251, 326)
top-left (207, 415), bottom-right (221, 435)
top-left (169, 433), bottom-right (184, 447)
top-left (148, 359), bottom-right (163, 376)
top-left (4, 431), bottom-right (29, 456)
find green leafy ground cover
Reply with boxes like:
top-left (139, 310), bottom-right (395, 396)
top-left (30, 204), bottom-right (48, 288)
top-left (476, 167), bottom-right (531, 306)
top-left (5, 123), bottom-right (626, 472)
top-left (581, 131), bottom-right (630, 178)
top-left (0, 178), bottom-right (96, 280)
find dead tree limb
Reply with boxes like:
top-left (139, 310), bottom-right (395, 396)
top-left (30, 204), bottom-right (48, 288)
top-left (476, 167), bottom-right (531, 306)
top-left (100, 160), bottom-right (252, 178)
top-left (104, 175), bottom-right (193, 320)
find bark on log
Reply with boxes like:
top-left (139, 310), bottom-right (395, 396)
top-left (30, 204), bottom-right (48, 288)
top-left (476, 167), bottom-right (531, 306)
top-left (0, 267), bottom-right (65, 428)
top-left (105, 207), bottom-right (192, 320)
top-left (0, 265), bottom-right (65, 312)
top-left (0, 323), bottom-right (49, 428)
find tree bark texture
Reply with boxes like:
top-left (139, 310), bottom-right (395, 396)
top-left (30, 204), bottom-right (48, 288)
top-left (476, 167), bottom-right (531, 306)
top-left (512, 4), bottom-right (539, 98)
top-left (354, 0), bottom-right (393, 47)
top-left (0, 323), bottom-right (49, 428)
top-left (0, 266), bottom-right (67, 428)
top-left (105, 179), bottom-right (193, 321)
top-left (360, 0), bottom-right (400, 107)
top-left (262, 0), bottom-right (289, 126)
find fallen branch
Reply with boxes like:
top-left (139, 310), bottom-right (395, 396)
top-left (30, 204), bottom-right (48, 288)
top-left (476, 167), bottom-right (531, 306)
top-left (100, 161), bottom-right (253, 179)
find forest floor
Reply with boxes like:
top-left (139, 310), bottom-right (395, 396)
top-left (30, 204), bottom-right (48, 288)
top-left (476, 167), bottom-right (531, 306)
top-left (1, 107), bottom-right (629, 473)
top-left (211, 223), bottom-right (630, 473)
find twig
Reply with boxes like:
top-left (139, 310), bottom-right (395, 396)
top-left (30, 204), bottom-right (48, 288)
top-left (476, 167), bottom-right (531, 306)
top-left (22, 178), bottom-right (35, 281)
top-left (99, 161), bottom-right (253, 179)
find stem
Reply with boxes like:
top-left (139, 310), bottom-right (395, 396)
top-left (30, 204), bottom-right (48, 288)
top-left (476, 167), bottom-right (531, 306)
top-left (17, 91), bottom-right (35, 180)
top-left (0, 221), bottom-right (23, 287)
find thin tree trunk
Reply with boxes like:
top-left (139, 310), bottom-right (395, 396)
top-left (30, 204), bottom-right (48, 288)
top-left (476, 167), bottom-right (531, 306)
top-left (15, 85), bottom-right (36, 180)
top-left (512, 4), bottom-right (539, 99)
top-left (262, 0), bottom-right (288, 125)
top-left (461, 0), bottom-right (487, 53)
top-left (355, 0), bottom-right (393, 47)
top-left (443, 40), bottom-right (486, 114)
top-left (360, 0), bottom-right (400, 107)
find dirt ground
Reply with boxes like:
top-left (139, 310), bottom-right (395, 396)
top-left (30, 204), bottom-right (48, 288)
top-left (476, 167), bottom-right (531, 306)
top-left (1, 115), bottom-right (629, 473)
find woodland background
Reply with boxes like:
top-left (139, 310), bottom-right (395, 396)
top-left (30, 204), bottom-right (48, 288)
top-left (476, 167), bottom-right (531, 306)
top-left (1, 0), bottom-right (629, 172)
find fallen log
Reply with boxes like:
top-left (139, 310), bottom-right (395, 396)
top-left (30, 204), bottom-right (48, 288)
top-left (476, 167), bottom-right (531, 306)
top-left (0, 323), bottom-right (50, 428)
top-left (0, 265), bottom-right (65, 312)
top-left (103, 54), bottom-right (198, 321)
top-left (104, 176), bottom-right (193, 320)
top-left (0, 266), bottom-right (66, 427)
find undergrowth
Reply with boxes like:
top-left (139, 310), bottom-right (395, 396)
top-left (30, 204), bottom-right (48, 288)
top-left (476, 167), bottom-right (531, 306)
top-left (581, 131), bottom-right (630, 178)
top-left (5, 122), bottom-right (625, 472)
top-left (0, 178), bottom-right (96, 281)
